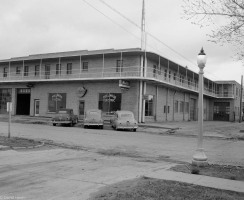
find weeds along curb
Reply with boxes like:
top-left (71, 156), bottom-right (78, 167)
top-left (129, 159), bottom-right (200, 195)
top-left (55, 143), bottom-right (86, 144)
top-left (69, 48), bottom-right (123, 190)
top-left (10, 141), bottom-right (45, 150)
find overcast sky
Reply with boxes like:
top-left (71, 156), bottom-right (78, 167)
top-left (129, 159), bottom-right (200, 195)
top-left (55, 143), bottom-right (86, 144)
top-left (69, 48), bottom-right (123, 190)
top-left (0, 0), bottom-right (242, 83)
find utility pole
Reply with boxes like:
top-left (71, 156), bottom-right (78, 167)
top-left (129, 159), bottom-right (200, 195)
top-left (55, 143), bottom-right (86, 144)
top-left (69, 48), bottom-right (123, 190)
top-left (239, 75), bottom-right (243, 123)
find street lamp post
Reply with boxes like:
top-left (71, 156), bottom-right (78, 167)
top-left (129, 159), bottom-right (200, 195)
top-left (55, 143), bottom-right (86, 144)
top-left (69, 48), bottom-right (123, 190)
top-left (192, 48), bottom-right (208, 166)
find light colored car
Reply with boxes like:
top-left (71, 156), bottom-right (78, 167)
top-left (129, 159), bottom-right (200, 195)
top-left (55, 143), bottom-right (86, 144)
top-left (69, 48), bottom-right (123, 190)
top-left (83, 109), bottom-right (104, 129)
top-left (111, 111), bottom-right (138, 131)
top-left (52, 109), bottom-right (78, 127)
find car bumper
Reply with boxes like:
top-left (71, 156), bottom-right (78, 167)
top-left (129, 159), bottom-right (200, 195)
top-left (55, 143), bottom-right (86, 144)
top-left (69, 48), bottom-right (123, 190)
top-left (52, 120), bottom-right (72, 124)
top-left (117, 125), bottom-right (138, 129)
top-left (84, 123), bottom-right (103, 126)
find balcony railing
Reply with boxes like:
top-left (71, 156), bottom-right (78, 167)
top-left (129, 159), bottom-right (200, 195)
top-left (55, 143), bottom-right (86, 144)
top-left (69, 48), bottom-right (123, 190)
top-left (0, 65), bottom-right (234, 98)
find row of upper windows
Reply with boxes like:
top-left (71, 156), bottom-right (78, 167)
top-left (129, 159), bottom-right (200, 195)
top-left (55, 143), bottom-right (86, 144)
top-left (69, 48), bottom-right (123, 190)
top-left (1, 59), bottom-right (124, 77)
top-left (2, 62), bottom-right (88, 77)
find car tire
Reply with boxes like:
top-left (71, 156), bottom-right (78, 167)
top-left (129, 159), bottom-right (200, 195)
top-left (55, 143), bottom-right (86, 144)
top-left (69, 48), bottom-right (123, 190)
top-left (100, 125), bottom-right (104, 129)
top-left (84, 125), bottom-right (86, 129)
top-left (53, 123), bottom-right (56, 126)
top-left (133, 128), bottom-right (137, 132)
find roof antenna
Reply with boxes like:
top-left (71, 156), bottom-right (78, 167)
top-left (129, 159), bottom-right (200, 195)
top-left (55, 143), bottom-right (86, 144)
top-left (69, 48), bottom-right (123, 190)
top-left (141, 0), bottom-right (146, 51)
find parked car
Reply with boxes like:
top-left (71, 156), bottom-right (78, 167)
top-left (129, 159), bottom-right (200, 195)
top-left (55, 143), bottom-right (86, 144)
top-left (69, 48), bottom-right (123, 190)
top-left (83, 109), bottom-right (104, 129)
top-left (111, 110), bottom-right (138, 131)
top-left (52, 109), bottom-right (78, 126)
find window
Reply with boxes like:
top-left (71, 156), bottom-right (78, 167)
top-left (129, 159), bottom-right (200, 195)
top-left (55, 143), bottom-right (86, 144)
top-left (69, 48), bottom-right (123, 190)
top-left (174, 100), bottom-right (178, 113)
top-left (24, 66), bottom-right (29, 76)
top-left (173, 73), bottom-right (176, 80)
top-left (0, 88), bottom-right (12, 114)
top-left (169, 71), bottom-right (171, 79)
top-left (185, 102), bottom-right (189, 113)
top-left (35, 65), bottom-right (40, 76)
top-left (16, 66), bottom-right (21, 75)
top-left (116, 60), bottom-right (123, 72)
top-left (67, 63), bottom-right (72, 75)
top-left (3, 67), bottom-right (8, 77)
top-left (164, 69), bottom-right (167, 80)
top-left (180, 101), bottom-right (184, 113)
top-left (48, 93), bottom-right (66, 112)
top-left (145, 95), bottom-right (154, 116)
top-left (153, 65), bottom-right (157, 77)
top-left (45, 65), bottom-right (50, 79)
top-left (98, 93), bottom-right (121, 114)
top-left (56, 64), bottom-right (61, 75)
top-left (82, 62), bottom-right (88, 72)
top-left (163, 105), bottom-right (170, 113)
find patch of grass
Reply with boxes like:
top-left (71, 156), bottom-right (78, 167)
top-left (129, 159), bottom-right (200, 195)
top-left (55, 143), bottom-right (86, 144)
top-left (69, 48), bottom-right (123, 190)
top-left (0, 136), bottom-right (42, 148)
top-left (97, 148), bottom-right (142, 158)
top-left (171, 164), bottom-right (244, 181)
top-left (89, 177), bottom-right (244, 200)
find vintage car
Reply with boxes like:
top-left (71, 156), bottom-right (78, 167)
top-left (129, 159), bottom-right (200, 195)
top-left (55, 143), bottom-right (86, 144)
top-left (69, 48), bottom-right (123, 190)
top-left (111, 110), bottom-right (138, 131)
top-left (83, 109), bottom-right (104, 129)
top-left (52, 109), bottom-right (78, 126)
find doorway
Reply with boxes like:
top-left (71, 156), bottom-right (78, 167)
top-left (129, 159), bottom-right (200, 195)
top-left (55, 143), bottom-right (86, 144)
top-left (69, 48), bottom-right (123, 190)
top-left (34, 99), bottom-right (40, 116)
top-left (190, 98), bottom-right (197, 121)
top-left (79, 100), bottom-right (85, 119)
top-left (16, 88), bottom-right (31, 115)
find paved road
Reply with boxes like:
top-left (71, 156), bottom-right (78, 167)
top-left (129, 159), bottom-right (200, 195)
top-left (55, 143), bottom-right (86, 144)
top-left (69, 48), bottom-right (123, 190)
top-left (0, 122), bottom-right (244, 199)
top-left (0, 122), bottom-right (243, 166)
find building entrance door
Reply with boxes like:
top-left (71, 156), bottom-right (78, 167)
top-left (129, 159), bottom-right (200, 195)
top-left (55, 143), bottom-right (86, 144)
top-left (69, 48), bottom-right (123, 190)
top-left (16, 88), bottom-right (31, 115)
top-left (190, 98), bottom-right (197, 121)
top-left (34, 99), bottom-right (40, 116)
top-left (213, 102), bottom-right (230, 121)
top-left (79, 100), bottom-right (85, 119)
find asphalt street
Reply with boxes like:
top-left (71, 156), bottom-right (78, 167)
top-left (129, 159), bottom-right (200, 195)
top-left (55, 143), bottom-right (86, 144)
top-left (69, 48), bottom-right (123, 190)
top-left (0, 122), bottom-right (243, 199)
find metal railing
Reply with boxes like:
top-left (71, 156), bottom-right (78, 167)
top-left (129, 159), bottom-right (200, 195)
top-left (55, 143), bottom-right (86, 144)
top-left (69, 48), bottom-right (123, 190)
top-left (0, 64), bottom-right (234, 98)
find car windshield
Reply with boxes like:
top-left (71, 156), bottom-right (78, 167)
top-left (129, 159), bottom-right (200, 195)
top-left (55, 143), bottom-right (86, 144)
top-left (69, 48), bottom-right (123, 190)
top-left (119, 113), bottom-right (133, 119)
top-left (58, 110), bottom-right (68, 114)
top-left (86, 111), bottom-right (101, 119)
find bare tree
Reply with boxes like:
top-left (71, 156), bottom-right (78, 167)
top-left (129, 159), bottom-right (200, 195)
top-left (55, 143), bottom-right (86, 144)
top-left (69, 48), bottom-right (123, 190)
top-left (183, 0), bottom-right (244, 59)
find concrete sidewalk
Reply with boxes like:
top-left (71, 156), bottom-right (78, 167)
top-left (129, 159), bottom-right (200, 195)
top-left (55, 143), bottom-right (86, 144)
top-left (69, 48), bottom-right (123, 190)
top-left (147, 169), bottom-right (244, 193)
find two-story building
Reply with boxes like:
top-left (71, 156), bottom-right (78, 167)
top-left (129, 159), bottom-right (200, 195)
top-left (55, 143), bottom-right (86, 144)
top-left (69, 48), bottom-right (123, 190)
top-left (0, 48), bottom-right (242, 122)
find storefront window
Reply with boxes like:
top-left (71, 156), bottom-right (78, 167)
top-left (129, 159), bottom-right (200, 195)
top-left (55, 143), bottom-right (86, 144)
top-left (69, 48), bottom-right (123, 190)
top-left (145, 95), bottom-right (154, 116)
top-left (98, 93), bottom-right (121, 114)
top-left (0, 89), bottom-right (12, 114)
top-left (48, 93), bottom-right (66, 112)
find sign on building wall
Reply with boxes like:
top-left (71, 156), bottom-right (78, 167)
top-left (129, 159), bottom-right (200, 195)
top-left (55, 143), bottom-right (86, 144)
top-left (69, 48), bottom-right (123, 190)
top-left (119, 80), bottom-right (130, 90)
top-left (77, 86), bottom-right (87, 98)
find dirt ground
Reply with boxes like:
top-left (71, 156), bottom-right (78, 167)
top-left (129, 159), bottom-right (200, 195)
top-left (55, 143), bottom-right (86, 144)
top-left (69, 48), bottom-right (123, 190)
top-left (89, 177), bottom-right (244, 200)
top-left (170, 164), bottom-right (244, 181)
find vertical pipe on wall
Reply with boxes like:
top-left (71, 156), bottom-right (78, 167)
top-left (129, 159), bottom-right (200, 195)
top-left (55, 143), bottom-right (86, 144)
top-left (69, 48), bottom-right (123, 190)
top-left (173, 91), bottom-right (176, 121)
top-left (167, 60), bottom-right (169, 82)
top-left (158, 55), bottom-right (160, 75)
top-left (142, 81), bottom-right (146, 123)
top-left (183, 93), bottom-right (186, 121)
top-left (102, 54), bottom-right (105, 77)
top-left (59, 57), bottom-right (61, 78)
top-left (166, 88), bottom-right (169, 121)
top-left (22, 60), bottom-right (24, 78)
top-left (139, 81), bottom-right (143, 123)
top-left (239, 75), bottom-right (243, 123)
top-left (40, 59), bottom-right (42, 79)
top-left (8, 62), bottom-right (11, 80)
top-left (155, 85), bottom-right (158, 121)
top-left (120, 51), bottom-right (123, 77)
top-left (80, 55), bottom-right (82, 77)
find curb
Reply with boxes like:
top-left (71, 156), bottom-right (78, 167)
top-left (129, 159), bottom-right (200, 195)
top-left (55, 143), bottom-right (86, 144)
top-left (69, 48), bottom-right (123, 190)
top-left (1, 141), bottom-right (45, 150)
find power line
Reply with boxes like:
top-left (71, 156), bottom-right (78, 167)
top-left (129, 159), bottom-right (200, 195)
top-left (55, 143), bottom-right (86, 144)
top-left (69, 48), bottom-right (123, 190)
top-left (98, 0), bottom-right (236, 80)
top-left (84, 0), bottom-right (227, 81)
